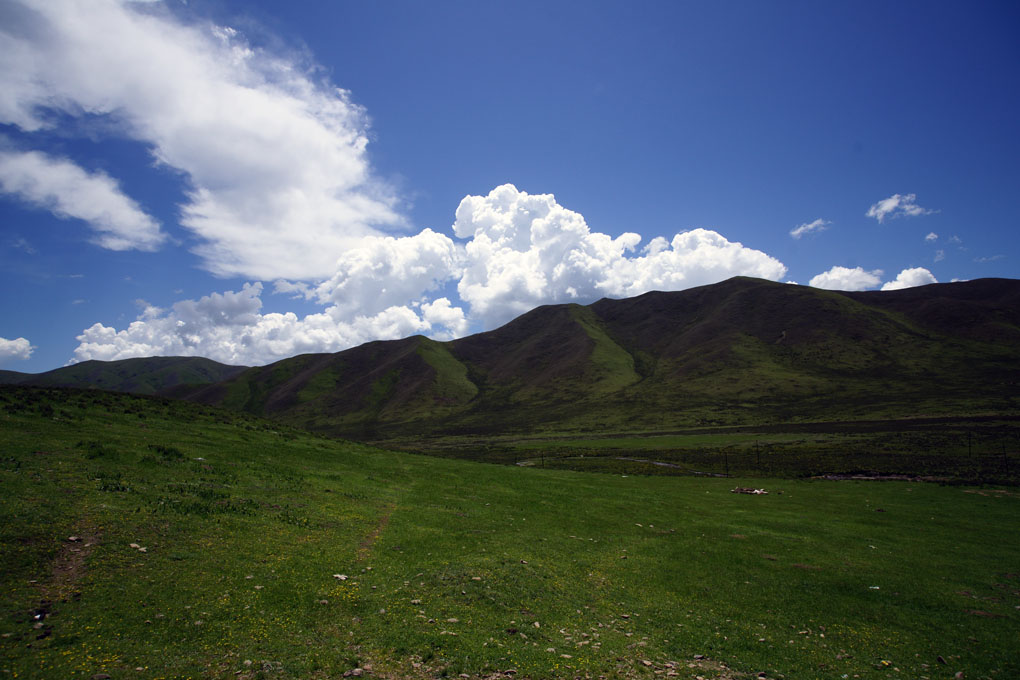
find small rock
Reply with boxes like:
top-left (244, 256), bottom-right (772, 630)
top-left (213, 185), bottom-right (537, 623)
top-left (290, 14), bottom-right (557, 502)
top-left (243, 660), bottom-right (252, 666)
top-left (533, 621), bottom-right (540, 628)
top-left (138, 547), bottom-right (147, 553)
top-left (254, 585), bottom-right (263, 590)
top-left (520, 560), bottom-right (528, 564)
top-left (447, 618), bottom-right (459, 623)
top-left (67, 536), bottom-right (80, 542)
top-left (560, 654), bottom-right (572, 659)
top-left (937, 656), bottom-right (947, 665)
top-left (955, 674), bottom-right (964, 680)
top-left (641, 660), bottom-right (653, 667)
top-left (411, 599), bottom-right (421, 605)
top-left (129, 543), bottom-right (140, 549)
top-left (694, 654), bottom-right (706, 660)
top-left (546, 647), bottom-right (556, 652)
top-left (318, 599), bottom-right (329, 605)
top-left (471, 576), bottom-right (482, 580)
top-left (334, 574), bottom-right (349, 580)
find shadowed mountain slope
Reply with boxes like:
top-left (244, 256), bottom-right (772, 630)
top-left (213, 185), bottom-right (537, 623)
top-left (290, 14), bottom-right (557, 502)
top-left (0, 356), bottom-right (247, 395)
top-left (176, 277), bottom-right (1020, 439)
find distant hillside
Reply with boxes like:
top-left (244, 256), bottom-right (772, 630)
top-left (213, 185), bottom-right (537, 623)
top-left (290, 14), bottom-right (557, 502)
top-left (178, 277), bottom-right (1020, 439)
top-left (2, 356), bottom-right (248, 395)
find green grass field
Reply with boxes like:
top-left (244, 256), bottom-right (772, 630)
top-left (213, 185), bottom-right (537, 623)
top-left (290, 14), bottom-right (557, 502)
top-left (2, 386), bottom-right (1018, 679)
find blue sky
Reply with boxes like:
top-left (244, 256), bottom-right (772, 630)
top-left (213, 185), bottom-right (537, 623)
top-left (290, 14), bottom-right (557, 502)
top-left (1, 0), bottom-right (1017, 372)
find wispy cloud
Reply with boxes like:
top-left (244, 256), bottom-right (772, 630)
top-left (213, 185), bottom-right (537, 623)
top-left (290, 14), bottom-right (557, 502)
top-left (11, 237), bottom-right (36, 254)
top-left (0, 148), bottom-right (164, 251)
top-left (789, 218), bottom-right (830, 240)
top-left (974, 255), bottom-right (1004, 263)
top-left (925, 232), bottom-right (938, 242)
top-left (866, 193), bottom-right (935, 223)
top-left (1, 0), bottom-right (399, 279)
top-left (934, 249), bottom-right (945, 263)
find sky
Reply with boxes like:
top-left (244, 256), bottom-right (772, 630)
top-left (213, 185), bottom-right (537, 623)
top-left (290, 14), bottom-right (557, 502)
top-left (1, 0), bottom-right (1018, 372)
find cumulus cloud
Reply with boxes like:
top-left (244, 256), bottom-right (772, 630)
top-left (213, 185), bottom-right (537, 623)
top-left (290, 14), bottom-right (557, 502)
top-left (789, 218), bottom-right (830, 239)
top-left (0, 0), bottom-right (400, 279)
top-left (453, 184), bottom-right (787, 325)
top-left (0, 336), bottom-right (34, 363)
top-left (866, 193), bottom-right (935, 223)
top-left (0, 148), bottom-right (164, 250)
top-left (310, 229), bottom-right (461, 317)
top-left (880, 267), bottom-right (938, 291)
top-left (925, 232), bottom-right (938, 242)
top-left (808, 266), bottom-right (883, 291)
top-left (71, 283), bottom-right (468, 366)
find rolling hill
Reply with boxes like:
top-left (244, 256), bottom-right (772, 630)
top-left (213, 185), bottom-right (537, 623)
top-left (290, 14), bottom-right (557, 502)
top-left (176, 276), bottom-right (1020, 439)
top-left (0, 356), bottom-right (247, 395)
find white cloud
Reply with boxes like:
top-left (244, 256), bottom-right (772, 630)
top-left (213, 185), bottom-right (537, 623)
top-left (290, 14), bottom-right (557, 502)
top-left (71, 283), bottom-right (468, 366)
top-left (808, 265), bottom-right (883, 291)
top-left (310, 229), bottom-right (461, 318)
top-left (866, 193), bottom-right (934, 223)
top-left (453, 184), bottom-right (787, 325)
top-left (880, 267), bottom-right (937, 291)
top-left (934, 249), bottom-right (945, 263)
top-left (0, 0), bottom-right (400, 279)
top-left (0, 149), bottom-right (164, 250)
top-left (789, 218), bottom-right (830, 239)
top-left (0, 336), bottom-right (34, 363)
top-left (925, 232), bottom-right (938, 242)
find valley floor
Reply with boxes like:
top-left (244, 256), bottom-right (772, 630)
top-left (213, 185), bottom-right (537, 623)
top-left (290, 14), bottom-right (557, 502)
top-left (1, 386), bottom-right (1018, 679)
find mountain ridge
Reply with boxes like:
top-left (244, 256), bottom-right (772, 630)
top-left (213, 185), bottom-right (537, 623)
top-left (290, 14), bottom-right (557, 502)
top-left (175, 276), bottom-right (1020, 439)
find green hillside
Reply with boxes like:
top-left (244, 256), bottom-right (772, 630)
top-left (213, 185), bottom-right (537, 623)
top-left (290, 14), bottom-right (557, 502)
top-left (2, 356), bottom-right (247, 395)
top-left (180, 277), bottom-right (1020, 442)
top-left (2, 385), bottom-right (1018, 678)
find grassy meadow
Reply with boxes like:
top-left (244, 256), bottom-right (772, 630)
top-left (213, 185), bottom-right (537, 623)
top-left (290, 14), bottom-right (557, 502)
top-left (1, 385), bottom-right (1019, 679)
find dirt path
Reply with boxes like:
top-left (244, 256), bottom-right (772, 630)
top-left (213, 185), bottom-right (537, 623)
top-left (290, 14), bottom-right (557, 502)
top-left (357, 503), bottom-right (395, 561)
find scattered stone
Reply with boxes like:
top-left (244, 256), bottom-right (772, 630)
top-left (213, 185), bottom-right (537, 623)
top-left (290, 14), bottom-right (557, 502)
top-left (447, 618), bottom-right (459, 623)
top-left (334, 574), bottom-right (349, 580)
top-left (318, 599), bottom-right (329, 605)
top-left (693, 654), bottom-right (706, 660)
top-left (520, 560), bottom-right (528, 564)
top-left (254, 585), bottom-right (264, 590)
top-left (67, 536), bottom-right (80, 542)
top-left (641, 660), bottom-right (653, 666)
top-left (560, 654), bottom-right (572, 659)
top-left (129, 543), bottom-right (140, 549)
top-left (731, 487), bottom-right (768, 495)
top-left (533, 621), bottom-right (540, 628)
top-left (471, 576), bottom-right (482, 580)
top-left (138, 547), bottom-right (147, 553)
top-left (343, 668), bottom-right (364, 677)
top-left (546, 648), bottom-right (555, 653)
top-left (245, 575), bottom-right (254, 579)
top-left (411, 599), bottom-right (421, 605)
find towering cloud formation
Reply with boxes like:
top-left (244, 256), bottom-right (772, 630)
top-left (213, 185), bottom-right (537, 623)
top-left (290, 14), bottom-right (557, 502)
top-left (454, 184), bottom-right (787, 325)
